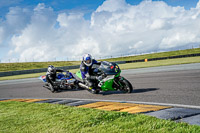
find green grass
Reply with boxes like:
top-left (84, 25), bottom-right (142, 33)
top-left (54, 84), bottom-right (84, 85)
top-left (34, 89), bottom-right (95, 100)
top-left (0, 69), bottom-right (79, 81)
top-left (1, 48), bottom-right (200, 72)
top-left (102, 48), bottom-right (200, 62)
top-left (0, 56), bottom-right (200, 81)
top-left (0, 61), bottom-right (80, 72)
top-left (0, 101), bottom-right (199, 133)
top-left (119, 56), bottom-right (200, 70)
top-left (0, 72), bottom-right (47, 80)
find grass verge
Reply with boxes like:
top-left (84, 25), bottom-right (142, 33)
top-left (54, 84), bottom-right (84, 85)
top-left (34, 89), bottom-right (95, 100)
top-left (0, 61), bottom-right (80, 72)
top-left (119, 56), bottom-right (200, 70)
top-left (0, 69), bottom-right (79, 81)
top-left (0, 56), bottom-right (200, 81)
top-left (1, 48), bottom-right (200, 72)
top-left (102, 48), bottom-right (200, 62)
top-left (0, 101), bottom-right (199, 133)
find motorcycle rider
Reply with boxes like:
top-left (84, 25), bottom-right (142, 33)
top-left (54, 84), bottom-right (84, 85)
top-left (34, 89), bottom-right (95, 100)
top-left (80, 54), bottom-right (101, 93)
top-left (46, 65), bottom-right (64, 93)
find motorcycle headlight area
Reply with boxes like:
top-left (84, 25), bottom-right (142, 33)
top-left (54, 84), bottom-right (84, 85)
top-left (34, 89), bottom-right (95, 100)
top-left (115, 65), bottom-right (119, 72)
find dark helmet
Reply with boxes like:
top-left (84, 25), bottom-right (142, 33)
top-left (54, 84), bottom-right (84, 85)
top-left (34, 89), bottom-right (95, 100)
top-left (48, 65), bottom-right (55, 72)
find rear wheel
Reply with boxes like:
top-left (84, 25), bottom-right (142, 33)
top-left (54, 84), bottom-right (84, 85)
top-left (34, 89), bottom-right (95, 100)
top-left (60, 79), bottom-right (66, 89)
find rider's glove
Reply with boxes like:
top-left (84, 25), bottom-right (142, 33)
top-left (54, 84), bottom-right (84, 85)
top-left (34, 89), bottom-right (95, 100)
top-left (86, 76), bottom-right (91, 80)
top-left (96, 75), bottom-right (103, 81)
top-left (86, 76), bottom-right (96, 80)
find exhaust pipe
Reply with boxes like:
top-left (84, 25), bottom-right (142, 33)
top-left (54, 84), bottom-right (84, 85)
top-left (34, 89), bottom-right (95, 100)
top-left (78, 82), bottom-right (90, 90)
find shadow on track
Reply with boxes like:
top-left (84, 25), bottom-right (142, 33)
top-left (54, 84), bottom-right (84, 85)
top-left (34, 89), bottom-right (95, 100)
top-left (133, 88), bottom-right (159, 93)
top-left (43, 86), bottom-right (85, 93)
top-left (100, 88), bottom-right (159, 95)
top-left (45, 87), bottom-right (159, 95)
top-left (100, 91), bottom-right (125, 95)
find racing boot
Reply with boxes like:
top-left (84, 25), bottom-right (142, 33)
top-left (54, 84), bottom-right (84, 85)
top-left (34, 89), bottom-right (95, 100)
top-left (49, 84), bottom-right (56, 93)
top-left (91, 88), bottom-right (97, 94)
top-left (88, 87), bottom-right (99, 94)
top-left (92, 88), bottom-right (100, 94)
top-left (49, 82), bottom-right (60, 93)
top-left (43, 83), bottom-right (49, 88)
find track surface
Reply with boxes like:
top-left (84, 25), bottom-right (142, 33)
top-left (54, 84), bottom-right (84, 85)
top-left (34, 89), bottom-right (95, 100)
top-left (0, 63), bottom-right (200, 106)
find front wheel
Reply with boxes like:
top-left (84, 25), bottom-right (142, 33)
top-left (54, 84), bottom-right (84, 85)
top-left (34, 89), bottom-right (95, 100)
top-left (119, 78), bottom-right (133, 93)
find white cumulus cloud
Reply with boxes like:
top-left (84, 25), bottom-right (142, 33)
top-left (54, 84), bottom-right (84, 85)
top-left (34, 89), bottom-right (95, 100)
top-left (1, 0), bottom-right (200, 62)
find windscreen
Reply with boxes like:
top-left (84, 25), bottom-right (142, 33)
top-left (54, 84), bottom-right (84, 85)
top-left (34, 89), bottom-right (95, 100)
top-left (99, 61), bottom-right (120, 75)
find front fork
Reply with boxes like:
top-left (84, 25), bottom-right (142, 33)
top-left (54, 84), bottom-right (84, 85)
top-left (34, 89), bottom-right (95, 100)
top-left (113, 76), bottom-right (124, 89)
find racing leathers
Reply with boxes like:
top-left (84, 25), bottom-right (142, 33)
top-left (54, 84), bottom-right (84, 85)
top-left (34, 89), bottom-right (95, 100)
top-left (80, 59), bottom-right (101, 89)
top-left (46, 68), bottom-right (64, 92)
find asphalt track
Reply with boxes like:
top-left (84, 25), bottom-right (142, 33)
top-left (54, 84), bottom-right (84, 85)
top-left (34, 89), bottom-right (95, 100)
top-left (0, 63), bottom-right (200, 107)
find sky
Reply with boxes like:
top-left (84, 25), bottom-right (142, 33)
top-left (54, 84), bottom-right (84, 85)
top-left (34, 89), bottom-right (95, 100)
top-left (0, 0), bottom-right (200, 62)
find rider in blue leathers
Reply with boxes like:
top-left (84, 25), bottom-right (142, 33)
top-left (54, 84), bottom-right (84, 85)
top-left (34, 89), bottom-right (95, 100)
top-left (80, 54), bottom-right (101, 93)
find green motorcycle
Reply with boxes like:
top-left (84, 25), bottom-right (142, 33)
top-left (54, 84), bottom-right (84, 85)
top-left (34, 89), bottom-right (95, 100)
top-left (75, 61), bottom-right (133, 94)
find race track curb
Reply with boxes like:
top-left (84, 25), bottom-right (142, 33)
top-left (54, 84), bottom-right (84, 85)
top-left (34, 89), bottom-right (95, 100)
top-left (0, 98), bottom-right (200, 126)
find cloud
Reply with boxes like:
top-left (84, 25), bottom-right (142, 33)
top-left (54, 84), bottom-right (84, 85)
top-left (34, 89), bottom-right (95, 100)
top-left (1, 0), bottom-right (200, 62)
top-left (0, 5), bottom-right (31, 48)
top-left (96, 0), bottom-right (129, 12)
top-left (90, 0), bottom-right (200, 54)
top-left (0, 27), bottom-right (4, 44)
top-left (197, 0), bottom-right (200, 9)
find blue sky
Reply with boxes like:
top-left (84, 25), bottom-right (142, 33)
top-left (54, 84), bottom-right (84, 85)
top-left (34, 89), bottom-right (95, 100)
top-left (0, 0), bottom-right (199, 19)
top-left (0, 0), bottom-right (200, 62)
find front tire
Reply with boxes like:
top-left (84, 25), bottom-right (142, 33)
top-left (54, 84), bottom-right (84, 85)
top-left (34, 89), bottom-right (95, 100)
top-left (120, 78), bottom-right (133, 93)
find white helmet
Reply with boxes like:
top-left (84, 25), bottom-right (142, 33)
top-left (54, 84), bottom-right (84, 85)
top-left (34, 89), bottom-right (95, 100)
top-left (83, 54), bottom-right (92, 66)
top-left (48, 65), bottom-right (55, 72)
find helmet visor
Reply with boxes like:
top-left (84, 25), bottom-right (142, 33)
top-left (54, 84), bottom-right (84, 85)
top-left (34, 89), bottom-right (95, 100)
top-left (86, 60), bottom-right (91, 64)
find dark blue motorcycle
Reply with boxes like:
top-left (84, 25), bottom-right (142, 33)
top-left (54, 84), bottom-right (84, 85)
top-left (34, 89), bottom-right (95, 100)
top-left (39, 71), bottom-right (78, 90)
